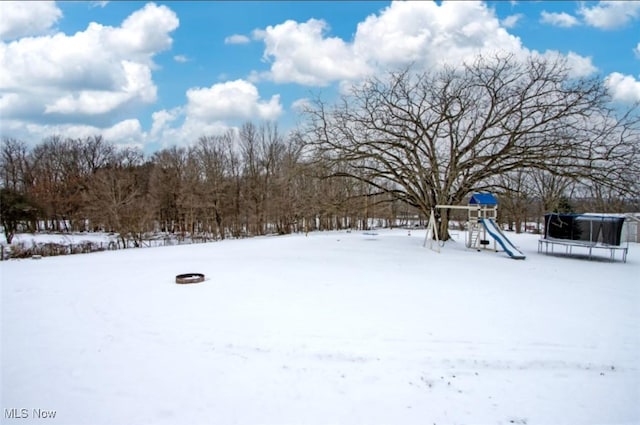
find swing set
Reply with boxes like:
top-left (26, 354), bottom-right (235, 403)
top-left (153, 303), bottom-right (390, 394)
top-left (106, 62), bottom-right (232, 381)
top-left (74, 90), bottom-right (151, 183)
top-left (424, 193), bottom-right (526, 259)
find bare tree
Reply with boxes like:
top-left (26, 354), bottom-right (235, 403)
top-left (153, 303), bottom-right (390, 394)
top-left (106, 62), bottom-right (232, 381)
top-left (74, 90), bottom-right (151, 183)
top-left (302, 53), bottom-right (639, 238)
top-left (79, 135), bottom-right (117, 173)
top-left (149, 146), bottom-right (190, 233)
top-left (193, 132), bottom-right (235, 239)
top-left (239, 122), bottom-right (287, 235)
top-left (269, 136), bottom-right (308, 234)
top-left (83, 149), bottom-right (151, 247)
top-left (493, 170), bottom-right (536, 233)
top-left (28, 136), bottom-right (71, 231)
top-left (0, 138), bottom-right (31, 192)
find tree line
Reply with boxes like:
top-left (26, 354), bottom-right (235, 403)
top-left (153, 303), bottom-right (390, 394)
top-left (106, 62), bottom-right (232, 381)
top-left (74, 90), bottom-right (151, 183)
top-left (0, 123), bottom-right (405, 245)
top-left (2, 53), bottom-right (639, 245)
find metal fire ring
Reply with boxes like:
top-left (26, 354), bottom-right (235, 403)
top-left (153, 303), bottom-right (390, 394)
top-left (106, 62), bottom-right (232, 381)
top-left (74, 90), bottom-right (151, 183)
top-left (175, 273), bottom-right (205, 284)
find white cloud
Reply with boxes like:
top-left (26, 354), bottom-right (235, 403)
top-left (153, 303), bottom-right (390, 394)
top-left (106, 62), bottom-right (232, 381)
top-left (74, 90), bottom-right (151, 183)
top-left (252, 2), bottom-right (528, 87)
top-left (224, 34), bottom-right (250, 45)
top-left (522, 50), bottom-right (597, 80)
top-left (540, 11), bottom-right (580, 28)
top-left (578, 2), bottom-right (640, 30)
top-left (254, 19), bottom-right (371, 86)
top-left (154, 116), bottom-right (233, 148)
top-left (149, 106), bottom-right (241, 148)
top-left (353, 2), bottom-right (525, 69)
top-left (186, 80), bottom-right (282, 121)
top-left (501, 14), bottom-right (524, 29)
top-left (102, 119), bottom-right (144, 148)
top-left (635, 42), bottom-right (640, 58)
top-left (291, 98), bottom-right (311, 113)
top-left (142, 80), bottom-right (284, 148)
top-left (174, 54), bottom-right (189, 63)
top-left (150, 108), bottom-right (180, 139)
top-left (247, 70), bottom-right (266, 84)
top-left (0, 118), bottom-right (146, 150)
top-left (564, 51), bottom-right (598, 78)
top-left (44, 61), bottom-right (157, 115)
top-left (605, 72), bottom-right (640, 103)
top-left (0, 1), bottom-right (62, 40)
top-left (90, 1), bottom-right (109, 8)
top-left (105, 3), bottom-right (179, 60)
top-left (0, 3), bottom-right (178, 125)
top-left (0, 93), bottom-right (34, 119)
top-left (250, 2), bottom-right (597, 89)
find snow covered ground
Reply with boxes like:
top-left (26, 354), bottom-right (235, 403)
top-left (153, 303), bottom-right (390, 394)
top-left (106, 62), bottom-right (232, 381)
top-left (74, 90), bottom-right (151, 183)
top-left (4, 232), bottom-right (115, 246)
top-left (1, 229), bottom-right (639, 425)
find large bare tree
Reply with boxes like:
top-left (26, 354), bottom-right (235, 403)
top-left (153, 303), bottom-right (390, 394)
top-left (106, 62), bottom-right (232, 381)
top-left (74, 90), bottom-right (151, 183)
top-left (302, 53), bottom-right (640, 238)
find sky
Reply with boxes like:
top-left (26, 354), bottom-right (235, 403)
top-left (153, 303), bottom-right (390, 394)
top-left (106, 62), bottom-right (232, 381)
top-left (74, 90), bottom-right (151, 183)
top-left (0, 0), bottom-right (639, 154)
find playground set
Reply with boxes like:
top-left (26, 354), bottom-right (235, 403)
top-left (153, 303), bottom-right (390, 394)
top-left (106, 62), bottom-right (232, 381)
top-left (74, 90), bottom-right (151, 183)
top-left (424, 192), bottom-right (630, 262)
top-left (424, 193), bottom-right (526, 260)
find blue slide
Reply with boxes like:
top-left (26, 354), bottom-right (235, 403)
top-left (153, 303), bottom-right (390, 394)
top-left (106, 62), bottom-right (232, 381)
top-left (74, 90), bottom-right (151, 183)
top-left (479, 218), bottom-right (526, 260)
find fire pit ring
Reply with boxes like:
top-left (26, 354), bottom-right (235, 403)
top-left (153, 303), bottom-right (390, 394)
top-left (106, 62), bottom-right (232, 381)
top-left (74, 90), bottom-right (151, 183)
top-left (175, 273), bottom-right (205, 284)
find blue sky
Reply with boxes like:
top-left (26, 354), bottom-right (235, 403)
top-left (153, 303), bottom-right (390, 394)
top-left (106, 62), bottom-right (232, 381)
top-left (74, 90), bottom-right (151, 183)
top-left (1, 1), bottom-right (639, 153)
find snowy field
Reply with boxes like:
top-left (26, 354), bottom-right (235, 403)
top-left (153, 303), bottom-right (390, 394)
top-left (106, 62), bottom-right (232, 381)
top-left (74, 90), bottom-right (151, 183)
top-left (1, 229), bottom-right (639, 425)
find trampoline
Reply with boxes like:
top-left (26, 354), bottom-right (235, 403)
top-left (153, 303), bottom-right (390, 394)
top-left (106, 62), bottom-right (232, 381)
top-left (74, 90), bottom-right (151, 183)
top-left (538, 213), bottom-right (628, 262)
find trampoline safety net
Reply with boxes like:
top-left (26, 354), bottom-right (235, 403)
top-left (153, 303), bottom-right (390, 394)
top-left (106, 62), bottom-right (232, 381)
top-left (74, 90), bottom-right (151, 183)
top-left (544, 213), bottom-right (625, 246)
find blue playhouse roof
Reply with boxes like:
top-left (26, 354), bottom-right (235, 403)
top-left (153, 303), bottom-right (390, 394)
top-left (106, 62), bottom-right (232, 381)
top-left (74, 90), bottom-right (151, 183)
top-left (469, 193), bottom-right (498, 206)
